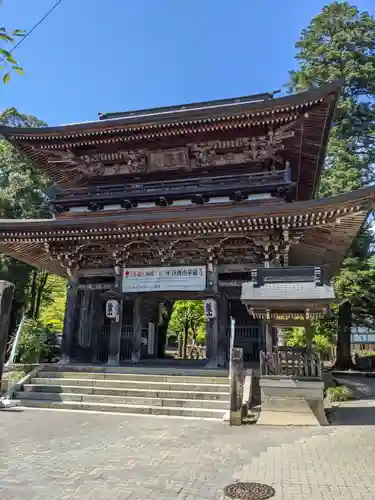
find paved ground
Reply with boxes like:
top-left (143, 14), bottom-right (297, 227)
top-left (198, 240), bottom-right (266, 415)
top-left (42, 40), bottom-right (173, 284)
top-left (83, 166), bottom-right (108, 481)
top-left (1, 403), bottom-right (375, 500)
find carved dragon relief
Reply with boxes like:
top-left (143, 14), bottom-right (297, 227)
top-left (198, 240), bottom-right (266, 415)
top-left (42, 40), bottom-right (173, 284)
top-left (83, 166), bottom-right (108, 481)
top-left (37, 121), bottom-right (296, 178)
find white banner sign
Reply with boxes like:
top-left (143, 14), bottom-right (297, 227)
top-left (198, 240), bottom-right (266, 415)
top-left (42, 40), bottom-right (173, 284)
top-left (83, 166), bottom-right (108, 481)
top-left (122, 266), bottom-right (206, 292)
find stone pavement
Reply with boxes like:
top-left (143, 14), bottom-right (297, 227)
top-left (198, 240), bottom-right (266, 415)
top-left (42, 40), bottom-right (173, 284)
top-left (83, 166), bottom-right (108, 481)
top-left (0, 406), bottom-right (375, 500)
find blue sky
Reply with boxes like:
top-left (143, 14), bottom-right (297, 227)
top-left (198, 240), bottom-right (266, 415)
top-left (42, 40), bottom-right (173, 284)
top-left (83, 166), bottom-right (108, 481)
top-left (1, 0), bottom-right (374, 126)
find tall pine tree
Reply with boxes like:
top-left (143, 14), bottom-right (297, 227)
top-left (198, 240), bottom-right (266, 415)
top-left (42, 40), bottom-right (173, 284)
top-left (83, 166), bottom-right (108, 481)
top-left (287, 2), bottom-right (375, 367)
top-left (288, 2), bottom-right (375, 197)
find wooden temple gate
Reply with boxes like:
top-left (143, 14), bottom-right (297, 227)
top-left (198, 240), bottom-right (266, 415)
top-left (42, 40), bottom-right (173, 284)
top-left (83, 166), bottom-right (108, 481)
top-left (63, 281), bottom-right (263, 365)
top-left (0, 81), bottom-right (374, 366)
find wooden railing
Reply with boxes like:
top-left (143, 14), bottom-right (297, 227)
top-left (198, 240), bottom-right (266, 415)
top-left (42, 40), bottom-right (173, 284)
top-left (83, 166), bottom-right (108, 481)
top-left (52, 168), bottom-right (292, 206)
top-left (260, 348), bottom-right (323, 378)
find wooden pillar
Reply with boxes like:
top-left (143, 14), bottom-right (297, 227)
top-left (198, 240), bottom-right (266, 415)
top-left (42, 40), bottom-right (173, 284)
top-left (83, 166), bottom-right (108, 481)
top-left (107, 308), bottom-right (123, 365)
top-left (305, 322), bottom-right (313, 355)
top-left (132, 296), bottom-right (143, 363)
top-left (77, 288), bottom-right (92, 348)
top-left (60, 277), bottom-right (79, 363)
top-left (206, 260), bottom-right (219, 368)
top-left (0, 281), bottom-right (14, 384)
top-left (217, 291), bottom-right (228, 367)
top-left (91, 290), bottom-right (103, 363)
top-left (265, 323), bottom-right (273, 354)
top-left (107, 272), bottom-right (123, 365)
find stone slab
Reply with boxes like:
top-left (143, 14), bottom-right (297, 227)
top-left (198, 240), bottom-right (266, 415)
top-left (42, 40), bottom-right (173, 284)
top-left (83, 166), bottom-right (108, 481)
top-left (19, 399), bottom-right (227, 419)
top-left (257, 376), bottom-right (328, 426)
top-left (22, 383), bottom-right (230, 400)
top-left (2, 408), bottom-right (375, 499)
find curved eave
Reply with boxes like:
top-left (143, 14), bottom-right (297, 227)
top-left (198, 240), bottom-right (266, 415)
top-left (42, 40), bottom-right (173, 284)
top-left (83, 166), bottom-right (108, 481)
top-left (0, 82), bottom-right (341, 198)
top-left (0, 242), bottom-right (66, 276)
top-left (0, 186), bottom-right (372, 277)
top-left (0, 81), bottom-right (341, 140)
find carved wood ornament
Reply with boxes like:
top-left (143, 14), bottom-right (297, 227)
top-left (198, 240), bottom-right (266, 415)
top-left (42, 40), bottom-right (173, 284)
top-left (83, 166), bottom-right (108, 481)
top-left (44, 228), bottom-right (303, 275)
top-left (41, 122), bottom-right (295, 179)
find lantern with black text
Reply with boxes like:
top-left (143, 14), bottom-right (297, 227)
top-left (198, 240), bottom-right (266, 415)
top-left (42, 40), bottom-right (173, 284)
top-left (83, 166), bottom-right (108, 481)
top-left (204, 298), bottom-right (217, 319)
top-left (106, 299), bottom-right (119, 321)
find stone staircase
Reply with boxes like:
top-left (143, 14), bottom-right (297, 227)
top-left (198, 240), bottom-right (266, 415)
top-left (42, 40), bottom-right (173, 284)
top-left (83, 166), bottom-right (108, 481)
top-left (15, 366), bottom-right (230, 420)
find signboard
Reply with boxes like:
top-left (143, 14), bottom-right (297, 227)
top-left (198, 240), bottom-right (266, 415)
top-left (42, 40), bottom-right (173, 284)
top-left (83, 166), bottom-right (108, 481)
top-left (351, 325), bottom-right (375, 344)
top-left (204, 298), bottom-right (217, 319)
top-left (351, 333), bottom-right (375, 344)
top-left (122, 266), bottom-right (206, 293)
top-left (105, 299), bottom-right (119, 320)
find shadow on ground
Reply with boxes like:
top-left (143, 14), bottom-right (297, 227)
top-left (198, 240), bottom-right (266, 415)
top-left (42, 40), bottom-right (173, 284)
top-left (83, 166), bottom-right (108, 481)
top-left (331, 375), bottom-right (375, 425)
top-left (333, 403), bottom-right (375, 425)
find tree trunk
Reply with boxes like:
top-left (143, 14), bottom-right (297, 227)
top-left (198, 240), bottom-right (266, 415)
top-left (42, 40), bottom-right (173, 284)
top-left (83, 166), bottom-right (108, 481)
top-left (27, 269), bottom-right (37, 318)
top-left (34, 272), bottom-right (48, 319)
top-left (183, 322), bottom-right (189, 359)
top-left (333, 299), bottom-right (356, 370)
top-left (156, 301), bottom-right (173, 358)
top-left (178, 333), bottom-right (183, 358)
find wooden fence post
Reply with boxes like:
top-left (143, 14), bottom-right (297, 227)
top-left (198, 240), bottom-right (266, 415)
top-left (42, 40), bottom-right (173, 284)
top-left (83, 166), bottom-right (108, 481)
top-left (230, 347), bottom-right (244, 426)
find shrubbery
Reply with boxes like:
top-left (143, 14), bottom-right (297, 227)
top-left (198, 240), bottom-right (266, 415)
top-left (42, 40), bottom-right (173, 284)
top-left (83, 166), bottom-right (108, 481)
top-left (326, 385), bottom-right (352, 403)
top-left (284, 327), bottom-right (333, 355)
top-left (17, 319), bottom-right (60, 363)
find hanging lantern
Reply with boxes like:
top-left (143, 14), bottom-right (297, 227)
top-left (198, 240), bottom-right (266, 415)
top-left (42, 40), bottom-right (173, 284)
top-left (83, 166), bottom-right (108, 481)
top-left (106, 299), bottom-right (119, 320)
top-left (204, 298), bottom-right (217, 319)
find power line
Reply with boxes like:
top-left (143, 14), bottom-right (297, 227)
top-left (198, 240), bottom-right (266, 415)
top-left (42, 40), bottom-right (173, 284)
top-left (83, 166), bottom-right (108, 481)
top-left (1, 0), bottom-right (64, 62)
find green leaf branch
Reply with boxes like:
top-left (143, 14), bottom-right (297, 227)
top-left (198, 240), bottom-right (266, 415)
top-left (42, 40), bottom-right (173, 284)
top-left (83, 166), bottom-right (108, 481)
top-left (0, 27), bottom-right (25, 83)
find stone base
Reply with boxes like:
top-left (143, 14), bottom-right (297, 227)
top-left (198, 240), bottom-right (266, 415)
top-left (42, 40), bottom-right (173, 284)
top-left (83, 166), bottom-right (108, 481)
top-left (205, 358), bottom-right (219, 369)
top-left (58, 356), bottom-right (70, 365)
top-left (1, 378), bottom-right (8, 393)
top-left (257, 376), bottom-right (328, 426)
top-left (107, 356), bottom-right (120, 366)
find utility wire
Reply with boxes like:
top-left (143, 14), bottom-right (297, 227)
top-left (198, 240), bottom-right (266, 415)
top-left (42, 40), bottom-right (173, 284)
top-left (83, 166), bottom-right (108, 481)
top-left (1, 0), bottom-right (64, 62)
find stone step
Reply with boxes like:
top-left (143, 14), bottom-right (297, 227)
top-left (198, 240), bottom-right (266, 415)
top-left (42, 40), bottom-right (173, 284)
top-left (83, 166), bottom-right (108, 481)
top-left (22, 384), bottom-right (230, 401)
top-left (17, 398), bottom-right (227, 419)
top-left (16, 391), bottom-right (228, 409)
top-left (38, 371), bottom-right (229, 385)
top-left (31, 377), bottom-right (229, 393)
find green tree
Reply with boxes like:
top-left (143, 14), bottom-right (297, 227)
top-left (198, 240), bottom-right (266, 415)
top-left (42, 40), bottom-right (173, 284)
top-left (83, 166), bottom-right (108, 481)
top-left (17, 318), bottom-right (59, 363)
top-left (285, 327), bottom-right (333, 355)
top-left (288, 2), bottom-right (375, 196)
top-left (39, 275), bottom-right (67, 331)
top-left (169, 301), bottom-right (205, 358)
top-left (0, 108), bottom-right (51, 332)
top-left (288, 2), bottom-right (375, 367)
top-left (0, 25), bottom-right (24, 83)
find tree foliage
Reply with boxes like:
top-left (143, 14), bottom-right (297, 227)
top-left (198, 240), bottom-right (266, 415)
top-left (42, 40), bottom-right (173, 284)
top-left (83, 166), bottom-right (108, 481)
top-left (0, 23), bottom-right (25, 84)
top-left (169, 301), bottom-right (205, 339)
top-left (288, 2), bottom-right (375, 196)
top-left (0, 108), bottom-right (53, 333)
top-left (38, 275), bottom-right (67, 331)
top-left (288, 2), bottom-right (375, 345)
top-left (284, 327), bottom-right (333, 354)
top-left (169, 301), bottom-right (205, 358)
top-left (17, 319), bottom-right (59, 363)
